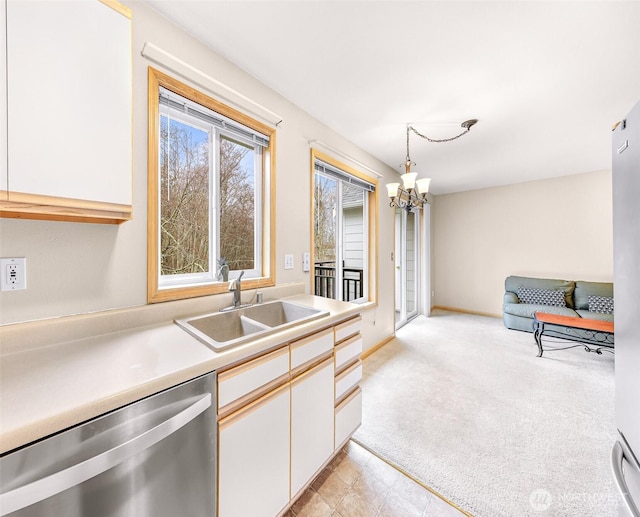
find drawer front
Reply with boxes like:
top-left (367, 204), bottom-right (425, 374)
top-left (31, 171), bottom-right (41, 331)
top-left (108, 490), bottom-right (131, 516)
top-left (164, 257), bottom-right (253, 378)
top-left (335, 387), bottom-right (362, 449)
top-left (335, 360), bottom-right (362, 403)
top-left (334, 315), bottom-right (362, 343)
top-left (334, 334), bottom-right (362, 373)
top-left (218, 347), bottom-right (290, 413)
top-left (290, 328), bottom-right (334, 372)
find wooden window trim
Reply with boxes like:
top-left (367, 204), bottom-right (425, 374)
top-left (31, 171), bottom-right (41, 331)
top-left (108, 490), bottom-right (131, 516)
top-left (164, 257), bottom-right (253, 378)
top-left (310, 148), bottom-right (378, 305)
top-left (147, 67), bottom-right (276, 303)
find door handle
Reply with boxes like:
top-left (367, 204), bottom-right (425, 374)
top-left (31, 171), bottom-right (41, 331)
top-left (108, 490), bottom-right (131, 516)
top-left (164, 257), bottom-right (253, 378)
top-left (612, 441), bottom-right (640, 517)
top-left (0, 393), bottom-right (211, 516)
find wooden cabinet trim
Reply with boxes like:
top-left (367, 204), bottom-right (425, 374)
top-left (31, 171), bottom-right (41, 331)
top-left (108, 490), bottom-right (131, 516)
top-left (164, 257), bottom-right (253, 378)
top-left (290, 327), bottom-right (334, 351)
top-left (291, 356), bottom-right (333, 387)
top-left (334, 315), bottom-right (362, 344)
top-left (290, 326), bottom-right (335, 376)
top-left (335, 359), bottom-right (362, 383)
top-left (334, 334), bottom-right (363, 374)
top-left (335, 360), bottom-right (362, 405)
top-left (0, 192), bottom-right (132, 224)
top-left (335, 385), bottom-right (362, 413)
top-left (218, 345), bottom-right (289, 382)
top-left (218, 381), bottom-right (290, 431)
top-left (217, 372), bottom-right (290, 420)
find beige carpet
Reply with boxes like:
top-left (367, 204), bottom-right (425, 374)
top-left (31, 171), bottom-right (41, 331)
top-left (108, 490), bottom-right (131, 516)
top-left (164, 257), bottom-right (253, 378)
top-left (353, 310), bottom-right (621, 517)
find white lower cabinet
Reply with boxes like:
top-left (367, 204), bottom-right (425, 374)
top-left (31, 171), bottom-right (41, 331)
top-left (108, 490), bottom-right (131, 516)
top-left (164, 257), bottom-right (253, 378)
top-left (335, 387), bottom-right (363, 449)
top-left (291, 357), bottom-right (335, 498)
top-left (218, 383), bottom-right (291, 517)
top-left (217, 314), bottom-right (364, 516)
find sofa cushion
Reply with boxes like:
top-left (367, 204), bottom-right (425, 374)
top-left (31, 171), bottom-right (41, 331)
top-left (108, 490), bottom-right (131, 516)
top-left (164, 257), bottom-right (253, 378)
top-left (574, 281), bottom-right (614, 310)
top-left (587, 295), bottom-right (614, 314)
top-left (505, 276), bottom-right (575, 308)
top-left (575, 309), bottom-right (614, 322)
top-left (517, 287), bottom-right (566, 307)
top-left (503, 302), bottom-right (579, 319)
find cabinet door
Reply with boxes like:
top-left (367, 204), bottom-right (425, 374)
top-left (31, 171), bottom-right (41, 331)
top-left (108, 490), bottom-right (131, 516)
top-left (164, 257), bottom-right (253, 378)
top-left (291, 357), bottom-right (335, 498)
top-left (4, 0), bottom-right (132, 222)
top-left (218, 383), bottom-right (290, 517)
top-left (1, 0), bottom-right (7, 196)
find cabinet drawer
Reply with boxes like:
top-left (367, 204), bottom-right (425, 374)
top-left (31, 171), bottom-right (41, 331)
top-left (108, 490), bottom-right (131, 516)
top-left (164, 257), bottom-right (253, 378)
top-left (334, 315), bottom-right (362, 343)
top-left (218, 347), bottom-right (290, 415)
top-left (335, 387), bottom-right (362, 449)
top-left (335, 360), bottom-right (362, 403)
top-left (334, 334), bottom-right (362, 373)
top-left (290, 328), bottom-right (334, 373)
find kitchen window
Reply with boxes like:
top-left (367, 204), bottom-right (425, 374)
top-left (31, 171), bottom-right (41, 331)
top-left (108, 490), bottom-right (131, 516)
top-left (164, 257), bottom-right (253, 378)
top-left (148, 68), bottom-right (275, 302)
top-left (312, 150), bottom-right (377, 304)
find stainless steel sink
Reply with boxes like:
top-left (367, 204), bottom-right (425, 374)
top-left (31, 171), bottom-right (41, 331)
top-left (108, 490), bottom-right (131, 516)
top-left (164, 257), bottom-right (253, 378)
top-left (175, 300), bottom-right (329, 351)
top-left (243, 301), bottom-right (324, 327)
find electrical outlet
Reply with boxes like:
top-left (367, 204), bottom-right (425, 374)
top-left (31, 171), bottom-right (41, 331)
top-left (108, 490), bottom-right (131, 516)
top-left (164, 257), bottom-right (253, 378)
top-left (302, 252), bottom-right (310, 272)
top-left (284, 254), bottom-right (294, 270)
top-left (1, 258), bottom-right (27, 291)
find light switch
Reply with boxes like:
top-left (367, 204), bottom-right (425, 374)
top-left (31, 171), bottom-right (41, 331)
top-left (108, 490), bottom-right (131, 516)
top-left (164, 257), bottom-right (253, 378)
top-left (284, 254), bottom-right (294, 270)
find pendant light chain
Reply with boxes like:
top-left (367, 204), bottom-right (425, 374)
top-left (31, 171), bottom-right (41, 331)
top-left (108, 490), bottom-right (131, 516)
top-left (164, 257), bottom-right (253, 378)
top-left (408, 122), bottom-right (475, 144)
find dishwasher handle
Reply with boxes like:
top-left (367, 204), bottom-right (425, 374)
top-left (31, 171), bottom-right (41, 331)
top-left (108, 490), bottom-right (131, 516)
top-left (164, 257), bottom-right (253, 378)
top-left (0, 392), bottom-right (212, 516)
top-left (612, 441), bottom-right (640, 517)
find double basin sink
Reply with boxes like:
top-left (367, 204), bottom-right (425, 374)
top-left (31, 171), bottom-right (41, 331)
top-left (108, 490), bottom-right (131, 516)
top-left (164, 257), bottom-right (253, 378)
top-left (175, 300), bottom-right (329, 351)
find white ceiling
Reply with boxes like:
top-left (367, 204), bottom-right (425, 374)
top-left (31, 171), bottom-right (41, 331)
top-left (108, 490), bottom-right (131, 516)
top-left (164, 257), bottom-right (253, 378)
top-left (144, 1), bottom-right (640, 194)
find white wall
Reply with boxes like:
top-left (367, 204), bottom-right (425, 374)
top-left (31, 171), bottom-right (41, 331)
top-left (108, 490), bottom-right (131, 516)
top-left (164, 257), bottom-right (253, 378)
top-left (431, 170), bottom-right (613, 316)
top-left (0, 1), bottom-right (398, 351)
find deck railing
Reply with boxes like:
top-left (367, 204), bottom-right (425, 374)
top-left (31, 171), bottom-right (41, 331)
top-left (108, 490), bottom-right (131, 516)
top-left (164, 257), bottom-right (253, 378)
top-left (314, 262), bottom-right (363, 302)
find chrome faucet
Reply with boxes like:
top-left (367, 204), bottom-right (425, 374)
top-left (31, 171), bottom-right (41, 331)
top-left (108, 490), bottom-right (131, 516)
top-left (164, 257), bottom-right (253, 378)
top-left (228, 270), bottom-right (245, 308)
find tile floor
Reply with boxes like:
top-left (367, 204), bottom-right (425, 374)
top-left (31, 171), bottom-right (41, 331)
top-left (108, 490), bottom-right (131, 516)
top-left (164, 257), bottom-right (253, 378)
top-left (286, 441), bottom-right (469, 517)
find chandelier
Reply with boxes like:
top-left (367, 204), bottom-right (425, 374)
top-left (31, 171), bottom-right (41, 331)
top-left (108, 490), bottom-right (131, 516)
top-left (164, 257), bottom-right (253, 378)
top-left (386, 119), bottom-right (478, 211)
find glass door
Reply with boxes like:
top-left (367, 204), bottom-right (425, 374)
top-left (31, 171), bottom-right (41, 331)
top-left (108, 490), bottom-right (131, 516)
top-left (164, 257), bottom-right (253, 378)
top-left (395, 207), bottom-right (419, 329)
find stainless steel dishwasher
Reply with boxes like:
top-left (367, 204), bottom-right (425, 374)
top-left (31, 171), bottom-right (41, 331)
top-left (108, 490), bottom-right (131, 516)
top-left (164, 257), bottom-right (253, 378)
top-left (0, 372), bottom-right (216, 517)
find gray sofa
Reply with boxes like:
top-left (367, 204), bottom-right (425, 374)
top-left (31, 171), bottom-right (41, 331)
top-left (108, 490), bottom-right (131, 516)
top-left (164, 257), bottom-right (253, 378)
top-left (503, 275), bottom-right (614, 333)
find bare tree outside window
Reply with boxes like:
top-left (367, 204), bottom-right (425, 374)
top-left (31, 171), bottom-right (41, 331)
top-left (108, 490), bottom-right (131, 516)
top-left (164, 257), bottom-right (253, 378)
top-left (159, 120), bottom-right (257, 277)
top-left (220, 137), bottom-right (256, 271)
top-left (314, 173), bottom-right (337, 263)
top-left (160, 116), bottom-right (210, 276)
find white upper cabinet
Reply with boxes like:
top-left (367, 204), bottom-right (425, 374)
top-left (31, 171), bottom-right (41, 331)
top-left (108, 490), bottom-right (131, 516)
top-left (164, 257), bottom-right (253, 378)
top-left (1, 0), bottom-right (7, 196)
top-left (2, 0), bottom-right (132, 223)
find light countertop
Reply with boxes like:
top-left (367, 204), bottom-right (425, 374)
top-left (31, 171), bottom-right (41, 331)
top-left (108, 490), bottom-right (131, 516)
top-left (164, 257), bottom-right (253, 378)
top-left (0, 294), bottom-right (361, 455)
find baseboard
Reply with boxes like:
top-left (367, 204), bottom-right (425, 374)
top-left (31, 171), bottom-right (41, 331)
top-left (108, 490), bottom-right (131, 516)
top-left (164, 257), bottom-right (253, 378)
top-left (431, 305), bottom-right (502, 319)
top-left (361, 334), bottom-right (394, 360)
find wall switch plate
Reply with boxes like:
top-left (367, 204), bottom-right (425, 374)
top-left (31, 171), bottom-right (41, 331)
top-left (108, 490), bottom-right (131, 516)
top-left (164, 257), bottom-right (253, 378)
top-left (302, 252), bottom-right (310, 272)
top-left (1, 258), bottom-right (27, 291)
top-left (284, 254), bottom-right (294, 270)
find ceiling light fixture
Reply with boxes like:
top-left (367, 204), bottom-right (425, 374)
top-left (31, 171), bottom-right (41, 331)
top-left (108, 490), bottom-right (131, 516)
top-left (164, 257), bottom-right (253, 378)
top-left (386, 119), bottom-right (478, 211)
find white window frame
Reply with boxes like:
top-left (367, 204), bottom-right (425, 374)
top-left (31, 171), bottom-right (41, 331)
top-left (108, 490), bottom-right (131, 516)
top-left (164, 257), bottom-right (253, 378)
top-left (157, 108), bottom-right (264, 288)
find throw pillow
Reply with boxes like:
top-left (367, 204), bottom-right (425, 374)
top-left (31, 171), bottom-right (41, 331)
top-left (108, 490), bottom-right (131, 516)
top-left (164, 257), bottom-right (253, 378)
top-left (588, 295), bottom-right (614, 314)
top-left (517, 287), bottom-right (566, 307)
